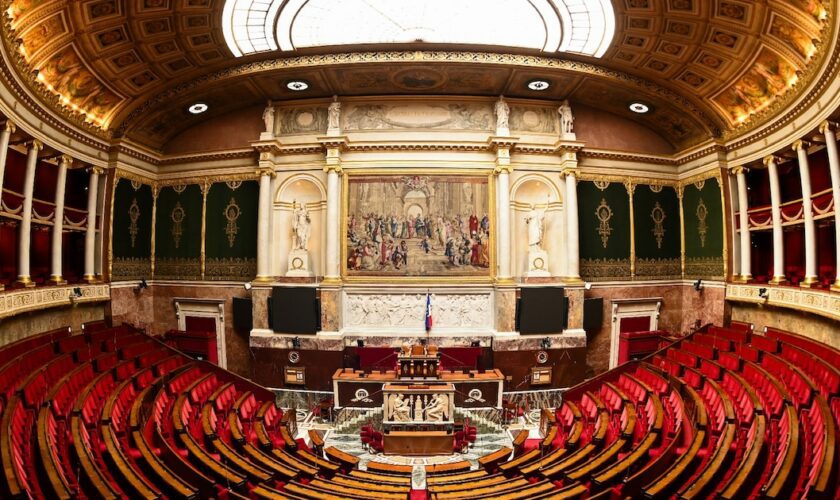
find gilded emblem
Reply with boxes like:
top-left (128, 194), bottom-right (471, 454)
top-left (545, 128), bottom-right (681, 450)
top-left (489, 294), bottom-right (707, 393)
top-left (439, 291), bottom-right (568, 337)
top-left (224, 198), bottom-right (241, 248)
top-left (128, 198), bottom-right (140, 248)
top-left (171, 202), bottom-right (185, 249)
top-left (650, 202), bottom-right (666, 249)
top-left (649, 184), bottom-right (663, 193)
top-left (130, 180), bottom-right (142, 191)
top-left (694, 180), bottom-right (706, 190)
top-left (595, 198), bottom-right (613, 248)
top-left (696, 198), bottom-right (708, 248)
top-left (172, 184), bottom-right (187, 194)
top-left (226, 180), bottom-right (243, 191)
top-left (593, 180), bottom-right (610, 191)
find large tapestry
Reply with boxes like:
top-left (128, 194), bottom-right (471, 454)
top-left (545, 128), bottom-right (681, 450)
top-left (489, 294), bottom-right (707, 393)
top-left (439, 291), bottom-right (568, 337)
top-left (154, 184), bottom-right (202, 280)
top-left (111, 177), bottom-right (153, 280)
top-left (634, 184), bottom-right (681, 279)
top-left (344, 173), bottom-right (492, 279)
top-left (578, 180), bottom-right (631, 281)
top-left (683, 176), bottom-right (725, 279)
top-left (205, 180), bottom-right (258, 280)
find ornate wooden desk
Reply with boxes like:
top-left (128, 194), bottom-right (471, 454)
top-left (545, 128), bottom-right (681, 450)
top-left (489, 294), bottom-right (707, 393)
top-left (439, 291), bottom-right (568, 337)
top-left (381, 383), bottom-right (455, 455)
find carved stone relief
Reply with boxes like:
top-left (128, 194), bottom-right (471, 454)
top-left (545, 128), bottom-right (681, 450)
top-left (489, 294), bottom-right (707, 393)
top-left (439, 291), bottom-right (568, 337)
top-left (509, 106), bottom-right (558, 134)
top-left (343, 291), bottom-right (492, 331)
top-left (276, 106), bottom-right (328, 135)
top-left (343, 103), bottom-right (493, 131)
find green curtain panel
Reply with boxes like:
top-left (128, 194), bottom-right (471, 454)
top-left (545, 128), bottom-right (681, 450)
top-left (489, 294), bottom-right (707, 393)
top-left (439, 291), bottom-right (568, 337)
top-left (634, 184), bottom-right (681, 279)
top-left (578, 180), bottom-right (631, 280)
top-left (683, 177), bottom-right (725, 279)
top-left (154, 184), bottom-right (202, 280)
top-left (205, 180), bottom-right (258, 280)
top-left (111, 178), bottom-right (153, 280)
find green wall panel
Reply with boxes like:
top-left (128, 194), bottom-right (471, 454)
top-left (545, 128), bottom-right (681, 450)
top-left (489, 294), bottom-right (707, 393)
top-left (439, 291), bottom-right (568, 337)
top-left (579, 180), bottom-right (631, 280)
top-left (205, 180), bottom-right (258, 280)
top-left (154, 184), bottom-right (202, 280)
top-left (634, 184), bottom-right (681, 278)
top-left (683, 176), bottom-right (725, 279)
top-left (111, 178), bottom-right (152, 280)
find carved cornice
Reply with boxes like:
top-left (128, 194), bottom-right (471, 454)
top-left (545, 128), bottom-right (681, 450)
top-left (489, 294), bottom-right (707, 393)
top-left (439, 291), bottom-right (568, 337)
top-left (678, 168), bottom-right (722, 187)
top-left (158, 150), bottom-right (256, 166)
top-left (580, 150), bottom-right (676, 166)
top-left (0, 284), bottom-right (110, 320)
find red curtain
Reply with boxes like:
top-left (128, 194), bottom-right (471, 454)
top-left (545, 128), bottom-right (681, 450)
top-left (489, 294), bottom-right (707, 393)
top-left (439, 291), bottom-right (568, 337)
top-left (0, 222), bottom-right (18, 285)
top-left (619, 316), bottom-right (651, 333)
top-left (62, 231), bottom-right (85, 283)
top-left (33, 160), bottom-right (57, 202)
top-left (30, 226), bottom-right (51, 284)
top-left (784, 227), bottom-right (805, 284)
top-left (808, 151), bottom-right (832, 193)
top-left (817, 223), bottom-right (836, 287)
top-left (750, 231), bottom-right (773, 283)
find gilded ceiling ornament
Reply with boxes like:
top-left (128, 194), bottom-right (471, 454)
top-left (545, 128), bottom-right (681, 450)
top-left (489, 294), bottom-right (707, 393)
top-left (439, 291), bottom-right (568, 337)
top-left (694, 180), bottom-right (706, 190)
top-left (128, 198), bottom-right (140, 248)
top-left (650, 202), bottom-right (666, 249)
top-left (171, 202), bottom-right (186, 249)
top-left (226, 180), bottom-right (243, 191)
top-left (172, 184), bottom-right (187, 194)
top-left (649, 184), bottom-right (663, 193)
top-left (595, 198), bottom-right (613, 249)
top-left (593, 180), bottom-right (610, 191)
top-left (130, 180), bottom-right (142, 191)
top-left (224, 198), bottom-right (241, 248)
top-left (696, 198), bottom-right (708, 248)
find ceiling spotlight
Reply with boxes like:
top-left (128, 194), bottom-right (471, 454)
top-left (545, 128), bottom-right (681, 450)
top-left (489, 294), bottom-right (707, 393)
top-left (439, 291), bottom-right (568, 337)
top-left (286, 80), bottom-right (310, 91)
top-left (629, 102), bottom-right (650, 114)
top-left (187, 102), bottom-right (208, 114)
top-left (527, 79), bottom-right (550, 91)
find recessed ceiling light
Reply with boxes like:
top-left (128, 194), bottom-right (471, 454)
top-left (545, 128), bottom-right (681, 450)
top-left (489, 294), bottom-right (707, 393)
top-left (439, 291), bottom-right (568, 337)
top-left (188, 102), bottom-right (208, 114)
top-left (629, 102), bottom-right (650, 114)
top-left (286, 80), bottom-right (310, 91)
top-left (527, 79), bottom-right (550, 91)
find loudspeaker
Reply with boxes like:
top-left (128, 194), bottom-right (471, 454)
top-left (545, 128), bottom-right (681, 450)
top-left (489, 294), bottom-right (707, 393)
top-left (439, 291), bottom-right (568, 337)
top-left (519, 287), bottom-right (566, 334)
top-left (583, 298), bottom-right (604, 331)
top-left (232, 297), bottom-right (253, 333)
top-left (514, 298), bottom-right (522, 331)
top-left (271, 287), bottom-right (319, 334)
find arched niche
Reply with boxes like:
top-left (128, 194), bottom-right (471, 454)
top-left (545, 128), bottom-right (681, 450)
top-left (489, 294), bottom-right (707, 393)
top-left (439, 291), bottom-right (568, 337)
top-left (273, 174), bottom-right (326, 276)
top-left (510, 175), bottom-right (565, 277)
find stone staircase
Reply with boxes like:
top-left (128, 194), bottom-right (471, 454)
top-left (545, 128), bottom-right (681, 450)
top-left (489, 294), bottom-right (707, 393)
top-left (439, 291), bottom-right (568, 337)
top-left (334, 407), bottom-right (383, 434)
top-left (454, 408), bottom-right (503, 434)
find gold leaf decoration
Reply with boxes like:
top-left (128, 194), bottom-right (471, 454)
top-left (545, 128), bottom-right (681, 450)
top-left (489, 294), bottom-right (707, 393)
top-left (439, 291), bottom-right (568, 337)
top-left (595, 198), bottom-right (613, 248)
top-left (128, 198), bottom-right (140, 248)
top-left (224, 198), bottom-right (241, 248)
top-left (650, 201), bottom-right (666, 249)
top-left (696, 198), bottom-right (708, 248)
top-left (171, 202), bottom-right (185, 249)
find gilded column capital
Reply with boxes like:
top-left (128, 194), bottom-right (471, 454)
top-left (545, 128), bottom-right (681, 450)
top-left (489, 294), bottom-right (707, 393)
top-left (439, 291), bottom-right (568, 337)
top-left (560, 167), bottom-right (580, 178)
top-left (59, 154), bottom-right (73, 167)
top-left (323, 164), bottom-right (343, 174)
top-left (676, 184), bottom-right (684, 199)
top-left (27, 139), bottom-right (42, 151)
top-left (255, 167), bottom-right (276, 178)
top-left (791, 139), bottom-right (810, 152)
top-left (729, 166), bottom-right (748, 176)
top-left (762, 155), bottom-right (779, 167)
top-left (493, 164), bottom-right (513, 175)
top-left (3, 120), bottom-right (16, 133)
top-left (819, 121), bottom-right (838, 135)
top-left (87, 166), bottom-right (105, 175)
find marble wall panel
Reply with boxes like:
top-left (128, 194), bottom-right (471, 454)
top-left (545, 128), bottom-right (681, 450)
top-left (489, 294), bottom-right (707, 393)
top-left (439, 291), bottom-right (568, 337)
top-left (0, 303), bottom-right (104, 347)
top-left (730, 303), bottom-right (840, 349)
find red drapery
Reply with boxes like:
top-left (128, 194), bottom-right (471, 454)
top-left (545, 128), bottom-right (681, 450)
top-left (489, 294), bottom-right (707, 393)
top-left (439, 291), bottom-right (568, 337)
top-left (784, 227), bottom-right (805, 284)
top-left (0, 222), bottom-right (18, 285)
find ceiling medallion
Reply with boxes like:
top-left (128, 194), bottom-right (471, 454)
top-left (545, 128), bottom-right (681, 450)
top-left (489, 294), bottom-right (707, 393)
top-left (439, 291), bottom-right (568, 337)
top-left (286, 80), bottom-right (310, 91)
top-left (527, 79), bottom-right (550, 91)
top-left (188, 103), bottom-right (208, 114)
top-left (629, 102), bottom-right (650, 114)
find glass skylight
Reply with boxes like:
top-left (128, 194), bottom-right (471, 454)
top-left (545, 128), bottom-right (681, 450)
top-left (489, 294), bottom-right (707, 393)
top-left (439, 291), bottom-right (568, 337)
top-left (223, 0), bottom-right (614, 58)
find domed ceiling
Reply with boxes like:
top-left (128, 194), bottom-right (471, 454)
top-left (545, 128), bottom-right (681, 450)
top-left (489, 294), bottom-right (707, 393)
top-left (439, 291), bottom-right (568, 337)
top-left (0, 0), bottom-right (834, 155)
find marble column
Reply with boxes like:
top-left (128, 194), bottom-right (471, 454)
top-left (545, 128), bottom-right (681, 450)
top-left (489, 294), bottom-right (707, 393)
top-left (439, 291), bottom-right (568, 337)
top-left (50, 155), bottom-right (71, 284)
top-left (564, 169), bottom-right (581, 280)
top-left (793, 140), bottom-right (817, 286)
top-left (820, 121), bottom-right (840, 289)
top-left (556, 173), bottom-right (568, 278)
top-left (0, 120), bottom-right (15, 199)
top-left (0, 121), bottom-right (13, 291)
top-left (764, 156), bottom-right (786, 284)
top-left (324, 164), bottom-right (341, 281)
top-left (17, 140), bottom-right (41, 287)
top-left (255, 167), bottom-right (274, 282)
top-left (732, 166), bottom-right (751, 281)
top-left (83, 167), bottom-right (102, 282)
top-left (496, 165), bottom-right (512, 280)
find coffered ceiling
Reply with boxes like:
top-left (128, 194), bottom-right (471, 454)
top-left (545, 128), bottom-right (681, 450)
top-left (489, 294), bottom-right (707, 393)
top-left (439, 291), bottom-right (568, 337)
top-left (1, 0), bottom-right (834, 155)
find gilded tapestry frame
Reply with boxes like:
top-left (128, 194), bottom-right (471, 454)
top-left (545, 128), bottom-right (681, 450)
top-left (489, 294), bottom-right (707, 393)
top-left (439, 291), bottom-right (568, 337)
top-left (341, 168), bottom-right (496, 283)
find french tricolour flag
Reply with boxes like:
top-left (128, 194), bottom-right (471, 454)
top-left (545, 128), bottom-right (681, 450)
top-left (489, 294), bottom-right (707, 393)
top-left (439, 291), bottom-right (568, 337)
top-left (425, 293), bottom-right (433, 332)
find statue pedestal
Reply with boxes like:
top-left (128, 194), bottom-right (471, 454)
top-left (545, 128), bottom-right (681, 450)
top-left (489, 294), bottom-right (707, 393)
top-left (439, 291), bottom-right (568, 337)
top-left (286, 249), bottom-right (313, 277)
top-left (527, 248), bottom-right (550, 277)
top-left (259, 131), bottom-right (274, 140)
top-left (560, 132), bottom-right (577, 141)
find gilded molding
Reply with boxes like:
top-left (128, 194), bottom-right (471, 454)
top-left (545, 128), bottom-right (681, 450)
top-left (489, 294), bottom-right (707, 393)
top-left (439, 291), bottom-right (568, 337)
top-left (0, 284), bottom-right (110, 320)
top-left (726, 284), bottom-right (840, 322)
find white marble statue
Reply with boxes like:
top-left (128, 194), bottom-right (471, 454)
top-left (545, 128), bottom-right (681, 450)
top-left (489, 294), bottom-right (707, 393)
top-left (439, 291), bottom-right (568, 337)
top-left (327, 95), bottom-right (341, 135)
top-left (524, 204), bottom-right (545, 250)
top-left (262, 100), bottom-right (275, 135)
top-left (292, 201), bottom-right (311, 250)
top-left (425, 393), bottom-right (449, 422)
top-left (558, 99), bottom-right (574, 136)
top-left (494, 95), bottom-right (509, 135)
top-left (389, 394), bottom-right (411, 422)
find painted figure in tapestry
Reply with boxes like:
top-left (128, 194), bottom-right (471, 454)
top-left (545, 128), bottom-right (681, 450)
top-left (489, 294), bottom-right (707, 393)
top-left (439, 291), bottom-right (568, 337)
top-left (347, 175), bottom-right (490, 276)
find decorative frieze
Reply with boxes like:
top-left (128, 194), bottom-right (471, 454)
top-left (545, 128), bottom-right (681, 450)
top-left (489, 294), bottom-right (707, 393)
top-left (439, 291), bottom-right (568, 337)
top-left (726, 284), bottom-right (840, 322)
top-left (0, 284), bottom-right (110, 319)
